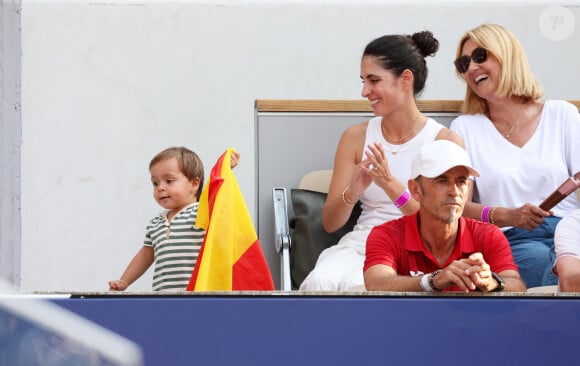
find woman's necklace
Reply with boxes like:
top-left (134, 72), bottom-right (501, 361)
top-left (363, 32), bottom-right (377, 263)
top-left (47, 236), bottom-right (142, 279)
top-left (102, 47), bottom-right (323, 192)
top-left (501, 104), bottom-right (523, 139)
top-left (382, 113), bottom-right (421, 155)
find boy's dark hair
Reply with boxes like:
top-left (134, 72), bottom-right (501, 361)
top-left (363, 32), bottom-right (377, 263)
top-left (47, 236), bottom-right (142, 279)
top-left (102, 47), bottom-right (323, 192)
top-left (149, 147), bottom-right (204, 200)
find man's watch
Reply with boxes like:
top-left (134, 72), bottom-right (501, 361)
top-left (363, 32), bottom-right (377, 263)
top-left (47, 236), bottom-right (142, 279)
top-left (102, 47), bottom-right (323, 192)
top-left (491, 272), bottom-right (505, 292)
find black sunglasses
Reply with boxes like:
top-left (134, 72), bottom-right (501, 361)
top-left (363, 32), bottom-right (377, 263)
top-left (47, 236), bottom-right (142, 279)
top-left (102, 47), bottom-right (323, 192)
top-left (454, 47), bottom-right (488, 74)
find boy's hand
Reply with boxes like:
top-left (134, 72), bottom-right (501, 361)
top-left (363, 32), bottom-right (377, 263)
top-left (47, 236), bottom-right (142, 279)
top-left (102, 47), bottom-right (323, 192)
top-left (108, 279), bottom-right (128, 291)
top-left (230, 149), bottom-right (240, 169)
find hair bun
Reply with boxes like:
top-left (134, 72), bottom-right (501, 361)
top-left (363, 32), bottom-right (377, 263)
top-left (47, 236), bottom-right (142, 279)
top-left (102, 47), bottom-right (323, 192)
top-left (411, 31), bottom-right (439, 58)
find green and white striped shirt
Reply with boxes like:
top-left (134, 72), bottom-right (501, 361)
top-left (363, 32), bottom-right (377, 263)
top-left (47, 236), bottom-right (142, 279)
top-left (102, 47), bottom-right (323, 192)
top-left (144, 203), bottom-right (205, 291)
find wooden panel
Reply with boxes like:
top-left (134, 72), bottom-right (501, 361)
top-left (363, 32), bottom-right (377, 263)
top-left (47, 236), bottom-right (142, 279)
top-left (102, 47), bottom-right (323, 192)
top-left (255, 99), bottom-right (580, 113)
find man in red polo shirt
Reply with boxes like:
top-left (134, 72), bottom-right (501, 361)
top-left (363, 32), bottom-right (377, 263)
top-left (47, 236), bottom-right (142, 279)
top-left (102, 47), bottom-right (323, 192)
top-left (364, 140), bottom-right (525, 292)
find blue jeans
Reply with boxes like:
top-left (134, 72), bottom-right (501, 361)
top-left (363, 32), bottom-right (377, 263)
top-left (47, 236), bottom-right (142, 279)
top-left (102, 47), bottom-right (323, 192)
top-left (503, 216), bottom-right (560, 288)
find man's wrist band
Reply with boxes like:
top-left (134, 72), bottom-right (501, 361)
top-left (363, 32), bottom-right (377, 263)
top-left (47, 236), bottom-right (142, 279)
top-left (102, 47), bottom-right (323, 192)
top-left (420, 270), bottom-right (442, 292)
top-left (429, 270), bottom-right (442, 291)
top-left (394, 189), bottom-right (411, 209)
top-left (419, 274), bottom-right (431, 292)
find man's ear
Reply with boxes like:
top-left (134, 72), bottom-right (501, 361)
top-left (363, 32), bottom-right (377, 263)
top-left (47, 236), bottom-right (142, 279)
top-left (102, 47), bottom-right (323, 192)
top-left (408, 178), bottom-right (422, 202)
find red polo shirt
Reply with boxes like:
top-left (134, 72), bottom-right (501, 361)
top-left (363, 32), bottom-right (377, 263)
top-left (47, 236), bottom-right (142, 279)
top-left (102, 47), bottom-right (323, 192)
top-left (364, 212), bottom-right (517, 291)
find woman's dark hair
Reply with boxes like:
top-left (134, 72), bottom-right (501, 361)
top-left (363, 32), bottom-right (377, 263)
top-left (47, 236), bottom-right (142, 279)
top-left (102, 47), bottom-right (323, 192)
top-left (363, 31), bottom-right (439, 95)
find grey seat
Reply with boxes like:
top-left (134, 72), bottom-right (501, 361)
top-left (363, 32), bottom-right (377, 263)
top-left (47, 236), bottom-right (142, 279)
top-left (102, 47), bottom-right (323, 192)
top-left (273, 170), bottom-right (361, 290)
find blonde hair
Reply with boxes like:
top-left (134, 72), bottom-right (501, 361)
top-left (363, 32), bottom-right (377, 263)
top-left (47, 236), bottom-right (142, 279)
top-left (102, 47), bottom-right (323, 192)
top-left (455, 24), bottom-right (543, 115)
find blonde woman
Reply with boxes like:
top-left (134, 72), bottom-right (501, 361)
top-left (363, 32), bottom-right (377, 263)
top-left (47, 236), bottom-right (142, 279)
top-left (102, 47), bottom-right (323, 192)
top-left (450, 24), bottom-right (580, 288)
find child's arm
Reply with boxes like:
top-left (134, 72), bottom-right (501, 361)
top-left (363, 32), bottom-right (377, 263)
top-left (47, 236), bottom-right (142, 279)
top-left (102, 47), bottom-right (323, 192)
top-left (109, 246), bottom-right (154, 291)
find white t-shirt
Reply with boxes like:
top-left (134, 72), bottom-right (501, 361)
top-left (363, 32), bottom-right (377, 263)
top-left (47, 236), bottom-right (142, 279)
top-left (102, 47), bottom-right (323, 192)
top-left (450, 100), bottom-right (580, 221)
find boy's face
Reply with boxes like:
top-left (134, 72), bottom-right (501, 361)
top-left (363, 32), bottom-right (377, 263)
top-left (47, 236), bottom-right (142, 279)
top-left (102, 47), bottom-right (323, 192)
top-left (150, 157), bottom-right (199, 213)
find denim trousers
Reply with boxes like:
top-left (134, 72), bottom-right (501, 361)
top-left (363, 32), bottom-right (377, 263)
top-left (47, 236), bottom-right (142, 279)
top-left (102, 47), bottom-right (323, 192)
top-left (503, 216), bottom-right (561, 288)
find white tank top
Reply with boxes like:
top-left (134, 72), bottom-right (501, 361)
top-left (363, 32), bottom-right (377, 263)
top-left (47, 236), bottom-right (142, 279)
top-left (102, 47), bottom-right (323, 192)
top-left (357, 116), bottom-right (445, 226)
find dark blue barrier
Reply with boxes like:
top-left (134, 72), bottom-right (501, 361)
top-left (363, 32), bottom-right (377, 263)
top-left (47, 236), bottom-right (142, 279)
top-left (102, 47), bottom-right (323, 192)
top-left (54, 293), bottom-right (580, 366)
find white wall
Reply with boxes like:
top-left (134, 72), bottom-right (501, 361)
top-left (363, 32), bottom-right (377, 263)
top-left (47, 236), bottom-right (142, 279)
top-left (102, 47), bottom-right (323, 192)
top-left (0, 0), bottom-right (22, 287)
top-left (14, 0), bottom-right (580, 291)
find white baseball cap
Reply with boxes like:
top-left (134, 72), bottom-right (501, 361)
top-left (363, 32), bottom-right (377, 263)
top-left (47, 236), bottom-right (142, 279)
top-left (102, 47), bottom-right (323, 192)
top-left (410, 140), bottom-right (480, 179)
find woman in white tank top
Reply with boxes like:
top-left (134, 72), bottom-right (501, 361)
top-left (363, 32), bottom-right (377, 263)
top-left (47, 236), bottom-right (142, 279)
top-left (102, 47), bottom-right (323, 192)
top-left (299, 31), bottom-right (464, 291)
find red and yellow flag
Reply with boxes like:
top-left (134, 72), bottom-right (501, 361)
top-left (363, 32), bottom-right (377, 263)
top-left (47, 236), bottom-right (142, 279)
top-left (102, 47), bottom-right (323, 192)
top-left (187, 148), bottom-right (274, 291)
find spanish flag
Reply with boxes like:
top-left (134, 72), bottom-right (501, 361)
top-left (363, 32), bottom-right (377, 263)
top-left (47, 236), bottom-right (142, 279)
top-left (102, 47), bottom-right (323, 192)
top-left (187, 148), bottom-right (274, 291)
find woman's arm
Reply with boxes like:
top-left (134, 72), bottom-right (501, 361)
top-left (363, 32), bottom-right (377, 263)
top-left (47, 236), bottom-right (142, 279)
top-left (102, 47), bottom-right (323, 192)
top-left (322, 122), bottom-right (421, 232)
top-left (557, 257), bottom-right (580, 292)
top-left (322, 123), bottom-right (367, 233)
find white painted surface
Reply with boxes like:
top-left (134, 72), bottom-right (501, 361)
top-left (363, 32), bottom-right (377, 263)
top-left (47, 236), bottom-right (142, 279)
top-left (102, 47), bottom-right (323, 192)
top-left (11, 1), bottom-right (580, 291)
top-left (0, 0), bottom-right (22, 288)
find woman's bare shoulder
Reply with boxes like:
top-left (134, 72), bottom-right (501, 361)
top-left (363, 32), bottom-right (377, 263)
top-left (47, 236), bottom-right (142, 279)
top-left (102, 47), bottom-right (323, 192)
top-left (435, 127), bottom-right (465, 148)
top-left (335, 120), bottom-right (370, 163)
top-left (341, 120), bottom-right (370, 140)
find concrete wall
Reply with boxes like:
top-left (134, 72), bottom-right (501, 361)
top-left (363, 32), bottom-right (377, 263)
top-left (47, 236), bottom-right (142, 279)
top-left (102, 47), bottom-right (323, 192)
top-left (0, 0), bottom-right (22, 287)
